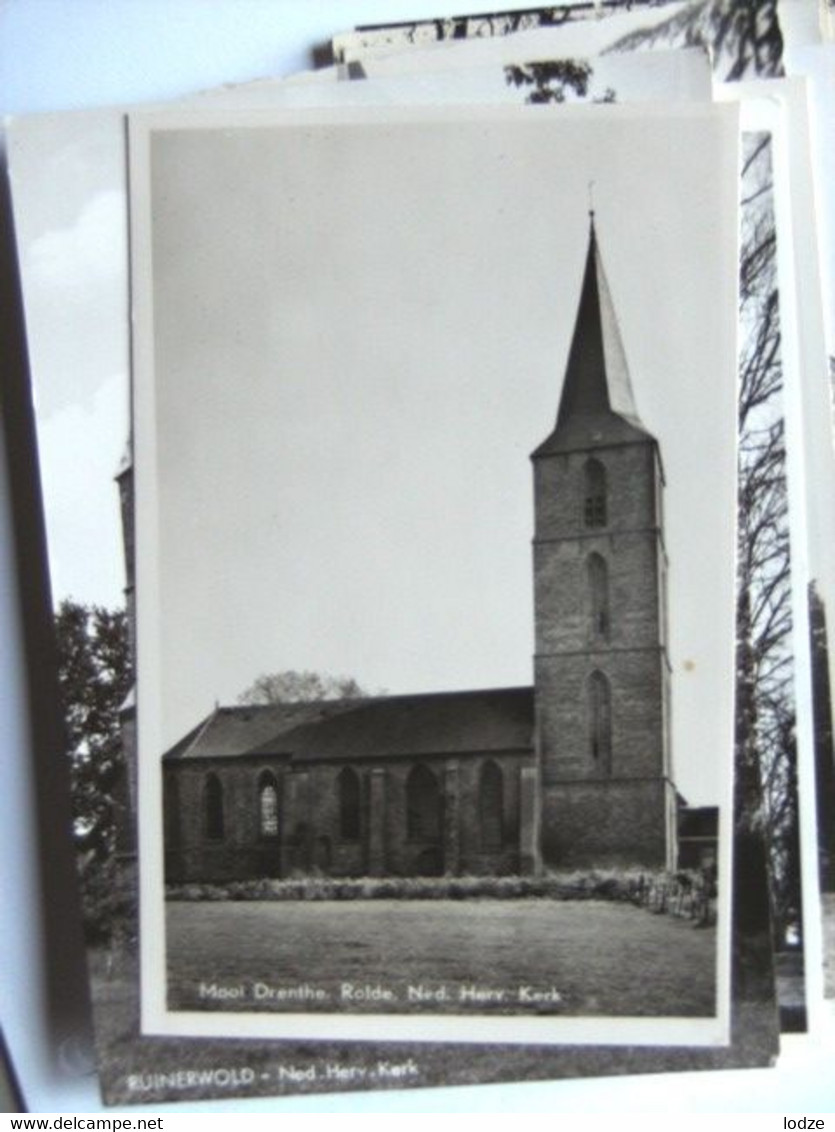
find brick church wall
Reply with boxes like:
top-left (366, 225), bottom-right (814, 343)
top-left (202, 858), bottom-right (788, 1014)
top-left (533, 444), bottom-right (659, 549)
top-left (164, 750), bottom-right (532, 882)
top-left (164, 758), bottom-right (289, 882)
top-left (540, 777), bottom-right (676, 868)
top-left (536, 646), bottom-right (666, 786)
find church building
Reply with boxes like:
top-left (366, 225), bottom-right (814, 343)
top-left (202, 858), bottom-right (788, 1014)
top-left (160, 218), bottom-right (683, 883)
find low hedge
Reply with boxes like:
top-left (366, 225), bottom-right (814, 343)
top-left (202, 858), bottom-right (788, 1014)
top-left (166, 869), bottom-right (670, 904)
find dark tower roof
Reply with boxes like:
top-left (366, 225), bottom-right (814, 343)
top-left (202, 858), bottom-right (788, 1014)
top-left (533, 216), bottom-right (652, 457)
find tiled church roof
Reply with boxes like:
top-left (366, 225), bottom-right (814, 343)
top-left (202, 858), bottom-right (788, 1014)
top-left (163, 686), bottom-right (534, 763)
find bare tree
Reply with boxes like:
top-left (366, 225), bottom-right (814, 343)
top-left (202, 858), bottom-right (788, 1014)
top-left (237, 669), bottom-right (370, 705)
top-left (735, 133), bottom-right (799, 943)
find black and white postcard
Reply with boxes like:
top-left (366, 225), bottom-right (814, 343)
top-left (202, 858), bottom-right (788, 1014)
top-left (8, 79), bottom-right (788, 1106)
top-left (128, 100), bottom-right (739, 1048)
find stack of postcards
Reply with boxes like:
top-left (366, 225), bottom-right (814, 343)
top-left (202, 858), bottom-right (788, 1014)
top-left (3, 0), bottom-right (834, 1112)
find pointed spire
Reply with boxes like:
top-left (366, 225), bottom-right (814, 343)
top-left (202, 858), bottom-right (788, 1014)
top-left (533, 215), bottom-right (649, 457)
top-left (556, 214), bottom-right (641, 427)
top-left (555, 216), bottom-right (609, 423)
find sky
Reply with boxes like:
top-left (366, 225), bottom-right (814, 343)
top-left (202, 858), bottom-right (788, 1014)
top-left (8, 110), bottom-right (131, 608)
top-left (131, 102), bottom-right (740, 807)
top-left (5, 39), bottom-right (711, 613)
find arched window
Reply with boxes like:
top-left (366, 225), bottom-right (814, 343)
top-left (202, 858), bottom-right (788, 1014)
top-left (587, 670), bottom-right (612, 775)
top-left (479, 761), bottom-right (504, 850)
top-left (338, 767), bottom-right (361, 841)
top-left (258, 771), bottom-right (279, 838)
top-left (204, 773), bottom-right (224, 841)
top-left (587, 553), bottom-right (610, 640)
top-left (406, 765), bottom-right (442, 842)
top-left (583, 458), bottom-right (607, 528)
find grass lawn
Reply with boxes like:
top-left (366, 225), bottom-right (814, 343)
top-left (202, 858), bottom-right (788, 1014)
top-left (167, 897), bottom-right (716, 1017)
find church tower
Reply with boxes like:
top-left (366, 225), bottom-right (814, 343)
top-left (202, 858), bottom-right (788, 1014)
top-left (531, 216), bottom-right (677, 869)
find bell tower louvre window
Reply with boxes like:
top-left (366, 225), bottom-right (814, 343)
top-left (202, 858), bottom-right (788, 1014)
top-left (583, 458), bottom-right (607, 528)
